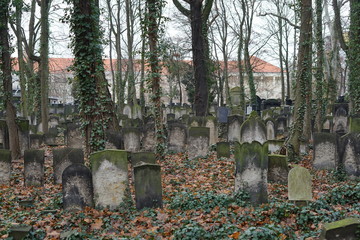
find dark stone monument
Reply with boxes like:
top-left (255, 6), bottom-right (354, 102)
top-left (24, 149), bottom-right (45, 187)
top-left (134, 163), bottom-right (163, 210)
top-left (53, 148), bottom-right (84, 184)
top-left (62, 163), bottom-right (94, 212)
top-left (268, 154), bottom-right (288, 183)
top-left (217, 107), bottom-right (229, 123)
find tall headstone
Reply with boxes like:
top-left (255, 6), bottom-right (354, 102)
top-left (265, 119), bottom-right (276, 140)
top-left (319, 218), bottom-right (360, 240)
top-left (332, 103), bottom-right (348, 134)
top-left (230, 87), bottom-right (241, 105)
top-left (227, 115), bottom-right (243, 142)
top-left (62, 163), bottom-right (94, 212)
top-left (17, 119), bottom-right (30, 156)
top-left (65, 121), bottom-right (84, 149)
top-left (91, 150), bottom-right (128, 210)
top-left (53, 148), bottom-right (84, 184)
top-left (288, 165), bottom-right (312, 203)
top-left (268, 154), bottom-right (288, 183)
top-left (0, 149), bottom-right (11, 185)
top-left (24, 149), bottom-right (45, 187)
top-left (134, 163), bottom-right (163, 210)
top-left (205, 117), bottom-right (218, 145)
top-left (187, 127), bottom-right (210, 159)
top-left (240, 113), bottom-right (266, 144)
top-left (313, 133), bottom-right (338, 170)
top-left (234, 141), bottom-right (268, 205)
top-left (167, 121), bottom-right (187, 153)
top-left (141, 122), bottom-right (156, 151)
top-left (123, 127), bottom-right (141, 152)
top-left (339, 133), bottom-right (360, 179)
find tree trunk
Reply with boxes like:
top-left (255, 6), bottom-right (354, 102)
top-left (287, 0), bottom-right (312, 161)
top-left (0, 0), bottom-right (21, 160)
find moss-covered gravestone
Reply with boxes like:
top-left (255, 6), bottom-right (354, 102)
top-left (240, 113), bottom-right (266, 144)
top-left (313, 133), bottom-right (338, 170)
top-left (167, 121), bottom-right (187, 153)
top-left (268, 154), bottom-right (288, 183)
top-left (29, 134), bottom-right (44, 149)
top-left (227, 115), bottom-right (243, 142)
top-left (123, 127), bottom-right (141, 152)
top-left (319, 218), bottom-right (360, 240)
top-left (0, 149), bottom-right (11, 185)
top-left (62, 163), bottom-right (94, 212)
top-left (131, 152), bottom-right (156, 167)
top-left (339, 133), bottom-right (360, 179)
top-left (24, 149), bottom-right (45, 187)
top-left (8, 224), bottom-right (33, 240)
top-left (267, 139), bottom-right (285, 154)
top-left (91, 150), bottom-right (128, 210)
top-left (187, 127), bottom-right (210, 160)
top-left (234, 141), bottom-right (268, 205)
top-left (65, 121), bottom-right (84, 148)
top-left (265, 119), bottom-right (275, 140)
top-left (217, 142), bottom-right (230, 158)
top-left (134, 163), bottom-right (162, 210)
top-left (288, 165), bottom-right (312, 203)
top-left (17, 119), bottom-right (30, 156)
top-left (53, 148), bottom-right (84, 184)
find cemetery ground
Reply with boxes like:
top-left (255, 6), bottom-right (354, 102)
top-left (0, 145), bottom-right (359, 239)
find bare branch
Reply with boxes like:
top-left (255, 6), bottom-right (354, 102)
top-left (258, 12), bottom-right (299, 29)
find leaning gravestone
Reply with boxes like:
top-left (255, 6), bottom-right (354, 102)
top-left (24, 149), bottom-right (45, 187)
top-left (53, 148), bottom-right (84, 184)
top-left (288, 165), bottom-right (312, 204)
top-left (123, 127), bottom-right (141, 152)
top-left (319, 218), bottom-right (360, 240)
top-left (313, 133), bottom-right (338, 170)
top-left (131, 152), bottom-right (156, 167)
top-left (217, 142), bottom-right (230, 158)
top-left (134, 163), bottom-right (163, 210)
top-left (234, 141), bottom-right (268, 205)
top-left (167, 121), bottom-right (187, 153)
top-left (227, 115), bottom-right (243, 142)
top-left (0, 149), bottom-right (11, 185)
top-left (240, 113), bottom-right (267, 144)
top-left (62, 163), bottom-right (94, 212)
top-left (187, 127), bottom-right (210, 159)
top-left (91, 150), bottom-right (128, 210)
top-left (268, 154), bottom-right (288, 183)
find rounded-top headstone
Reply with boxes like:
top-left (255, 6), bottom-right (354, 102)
top-left (288, 165), bottom-right (312, 201)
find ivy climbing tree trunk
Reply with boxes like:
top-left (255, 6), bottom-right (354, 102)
top-left (40, 0), bottom-right (50, 134)
top-left (0, 0), bottom-right (21, 160)
top-left (68, 0), bottom-right (119, 156)
top-left (145, 0), bottom-right (166, 161)
top-left (286, 0), bottom-right (312, 161)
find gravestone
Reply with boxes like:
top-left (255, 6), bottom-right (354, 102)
top-left (17, 119), bottom-right (30, 156)
top-left (53, 148), bottom-right (84, 184)
top-left (91, 150), bottom-right (128, 210)
top-left (24, 149), bottom-right (45, 187)
top-left (0, 120), bottom-right (9, 149)
top-left (141, 122), bottom-right (156, 151)
top-left (167, 113), bottom-right (176, 122)
top-left (288, 165), bottom-right (312, 203)
top-left (48, 116), bottom-right (60, 129)
top-left (313, 133), bottom-right (338, 170)
top-left (230, 87), bottom-right (241, 105)
top-left (333, 103), bottom-right (348, 134)
top-left (123, 105), bottom-right (132, 118)
top-left (167, 121), bottom-right (187, 153)
top-left (134, 163), bottom-right (163, 210)
top-left (268, 155), bottom-right (288, 183)
top-left (217, 107), bottom-right (229, 123)
top-left (339, 133), bottom-right (360, 179)
top-left (187, 127), bottom-right (210, 159)
top-left (205, 117), bottom-right (218, 145)
top-left (268, 140), bottom-right (285, 154)
top-left (322, 116), bottom-right (333, 133)
top-left (105, 130), bottom-right (123, 149)
top-left (62, 163), bottom-right (94, 212)
top-left (131, 152), bottom-right (156, 167)
top-left (240, 113), bottom-right (266, 144)
top-left (30, 134), bottom-right (44, 149)
top-left (123, 127), bottom-right (141, 152)
top-left (261, 109), bottom-right (273, 121)
top-left (132, 104), bottom-right (142, 120)
top-left (227, 115), bottom-right (243, 142)
top-left (275, 116), bottom-right (287, 137)
top-left (0, 149), bottom-right (11, 185)
top-left (319, 218), bottom-right (360, 240)
top-left (216, 142), bottom-right (230, 158)
top-left (234, 141), bottom-right (268, 205)
top-left (8, 225), bottom-right (33, 240)
top-left (65, 121), bottom-right (83, 148)
top-left (265, 119), bottom-right (276, 140)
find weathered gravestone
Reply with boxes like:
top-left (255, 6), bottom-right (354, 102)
top-left (333, 103), bottom-right (348, 134)
top-left (234, 141), bottom-right (268, 205)
top-left (187, 127), bottom-right (210, 160)
top-left (0, 149), bottom-right (11, 185)
top-left (313, 133), bottom-right (338, 170)
top-left (24, 149), bottom-right (44, 187)
top-left (53, 148), bottom-right (84, 184)
top-left (167, 121), bottom-right (187, 153)
top-left (8, 225), bottom-right (33, 240)
top-left (227, 115), bottom-right (243, 142)
top-left (105, 130), bottom-right (123, 150)
top-left (0, 119), bottom-right (9, 149)
top-left (141, 122), bottom-right (156, 152)
top-left (338, 133), bottom-right (360, 179)
top-left (48, 115), bottom-right (59, 129)
top-left (131, 152), bottom-right (156, 167)
top-left (123, 127), bottom-right (141, 152)
top-left (288, 165), bottom-right (312, 204)
top-left (44, 127), bottom-right (58, 146)
top-left (268, 154), bottom-right (288, 183)
top-left (205, 117), bottom-right (218, 145)
top-left (267, 139), bottom-right (284, 154)
top-left (230, 87), bottom-right (241, 105)
top-left (322, 116), bottom-right (333, 133)
top-left (275, 116), bottom-right (288, 137)
top-left (65, 121), bottom-right (84, 148)
top-left (265, 119), bottom-right (276, 140)
top-left (17, 119), bottom-right (30, 156)
top-left (91, 150), bottom-right (128, 210)
top-left (29, 134), bottom-right (44, 149)
top-left (62, 163), bottom-right (94, 212)
top-left (123, 105), bottom-right (132, 119)
top-left (240, 113), bottom-right (266, 144)
top-left (319, 218), bottom-right (360, 240)
top-left (217, 142), bottom-right (230, 158)
top-left (134, 163), bottom-right (163, 210)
